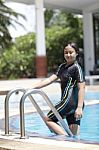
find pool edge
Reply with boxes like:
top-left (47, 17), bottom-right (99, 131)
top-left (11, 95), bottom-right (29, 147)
top-left (0, 135), bottom-right (99, 150)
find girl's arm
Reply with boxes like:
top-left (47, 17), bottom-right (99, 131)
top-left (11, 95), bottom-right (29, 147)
top-left (75, 82), bottom-right (85, 119)
top-left (33, 74), bottom-right (58, 89)
top-left (77, 82), bottom-right (85, 108)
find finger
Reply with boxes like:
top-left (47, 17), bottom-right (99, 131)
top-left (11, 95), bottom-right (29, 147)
top-left (76, 118), bottom-right (81, 121)
top-left (75, 113), bottom-right (82, 118)
top-left (76, 115), bottom-right (82, 121)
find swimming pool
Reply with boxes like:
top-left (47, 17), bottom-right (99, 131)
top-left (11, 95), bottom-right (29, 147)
top-left (8, 91), bottom-right (99, 143)
top-left (85, 91), bottom-right (99, 100)
top-left (80, 104), bottom-right (99, 142)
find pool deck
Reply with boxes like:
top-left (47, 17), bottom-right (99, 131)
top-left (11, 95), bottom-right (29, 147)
top-left (0, 135), bottom-right (99, 150)
top-left (0, 78), bottom-right (99, 150)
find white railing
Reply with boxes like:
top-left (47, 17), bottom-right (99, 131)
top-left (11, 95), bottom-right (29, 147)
top-left (20, 89), bottom-right (73, 138)
top-left (4, 88), bottom-right (26, 135)
top-left (85, 75), bottom-right (99, 85)
top-left (4, 88), bottom-right (73, 138)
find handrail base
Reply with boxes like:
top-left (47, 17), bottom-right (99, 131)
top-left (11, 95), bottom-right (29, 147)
top-left (20, 135), bottom-right (29, 139)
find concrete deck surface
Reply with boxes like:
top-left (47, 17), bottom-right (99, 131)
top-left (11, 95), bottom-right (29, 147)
top-left (0, 136), bottom-right (99, 150)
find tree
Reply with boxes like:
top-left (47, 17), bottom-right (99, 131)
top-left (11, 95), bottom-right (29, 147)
top-left (0, 8), bottom-right (83, 79)
top-left (0, 0), bottom-right (25, 51)
top-left (44, 9), bottom-right (83, 47)
top-left (44, 9), bottom-right (55, 27)
top-left (0, 32), bottom-right (36, 79)
top-left (45, 9), bottom-right (84, 72)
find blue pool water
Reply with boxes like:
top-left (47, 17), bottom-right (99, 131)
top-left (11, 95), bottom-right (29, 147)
top-left (80, 104), bottom-right (99, 142)
top-left (9, 91), bottom-right (99, 143)
top-left (9, 104), bottom-right (99, 143)
top-left (85, 91), bottom-right (99, 100)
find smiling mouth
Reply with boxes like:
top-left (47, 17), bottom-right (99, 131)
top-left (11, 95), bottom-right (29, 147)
top-left (66, 57), bottom-right (71, 59)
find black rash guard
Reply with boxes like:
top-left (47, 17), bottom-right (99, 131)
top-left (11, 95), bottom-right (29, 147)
top-left (47, 61), bottom-right (85, 125)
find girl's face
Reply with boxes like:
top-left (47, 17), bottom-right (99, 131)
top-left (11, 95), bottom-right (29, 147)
top-left (64, 44), bottom-right (77, 64)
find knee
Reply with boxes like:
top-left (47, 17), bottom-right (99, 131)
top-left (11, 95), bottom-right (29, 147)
top-left (44, 116), bottom-right (51, 122)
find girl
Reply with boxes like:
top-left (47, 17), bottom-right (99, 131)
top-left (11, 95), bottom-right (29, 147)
top-left (33, 42), bottom-right (85, 135)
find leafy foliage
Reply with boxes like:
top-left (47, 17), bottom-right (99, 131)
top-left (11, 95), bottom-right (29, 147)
top-left (45, 10), bottom-right (83, 72)
top-left (46, 25), bottom-right (83, 73)
top-left (0, 33), bottom-right (36, 79)
top-left (0, 0), bottom-right (25, 51)
top-left (0, 8), bottom-right (83, 79)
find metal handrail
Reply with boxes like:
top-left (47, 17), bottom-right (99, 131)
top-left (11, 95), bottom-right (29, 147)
top-left (5, 88), bottom-right (26, 135)
top-left (20, 89), bottom-right (73, 138)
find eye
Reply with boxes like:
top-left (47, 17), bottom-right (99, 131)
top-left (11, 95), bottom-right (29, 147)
top-left (64, 51), bottom-right (68, 54)
top-left (69, 51), bottom-right (73, 54)
top-left (64, 51), bottom-right (73, 55)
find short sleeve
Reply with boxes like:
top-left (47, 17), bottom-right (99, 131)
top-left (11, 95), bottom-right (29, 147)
top-left (55, 63), bottom-right (64, 77)
top-left (75, 64), bottom-right (85, 83)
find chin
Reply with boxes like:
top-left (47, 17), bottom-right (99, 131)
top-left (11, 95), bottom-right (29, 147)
top-left (67, 60), bottom-right (73, 64)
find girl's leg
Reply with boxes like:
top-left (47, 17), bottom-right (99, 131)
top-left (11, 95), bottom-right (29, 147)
top-left (44, 116), bottom-right (66, 135)
top-left (69, 124), bottom-right (80, 135)
top-left (66, 114), bottom-right (80, 135)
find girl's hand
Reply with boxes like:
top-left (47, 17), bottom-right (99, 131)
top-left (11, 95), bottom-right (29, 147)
top-left (74, 107), bottom-right (83, 121)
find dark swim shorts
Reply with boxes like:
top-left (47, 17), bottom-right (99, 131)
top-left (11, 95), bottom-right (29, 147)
top-left (47, 112), bottom-right (80, 126)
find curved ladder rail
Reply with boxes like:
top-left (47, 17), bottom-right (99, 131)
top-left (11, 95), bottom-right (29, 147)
top-left (20, 89), bottom-right (73, 138)
top-left (5, 88), bottom-right (26, 135)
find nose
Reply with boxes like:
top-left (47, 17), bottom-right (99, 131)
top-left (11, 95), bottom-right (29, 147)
top-left (67, 53), bottom-right (70, 56)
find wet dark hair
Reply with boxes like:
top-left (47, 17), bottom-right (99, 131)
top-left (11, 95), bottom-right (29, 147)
top-left (68, 42), bottom-right (79, 54)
